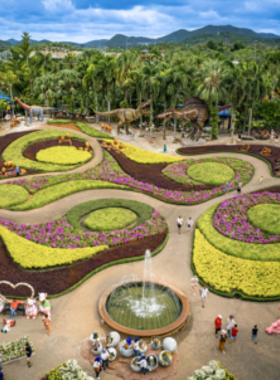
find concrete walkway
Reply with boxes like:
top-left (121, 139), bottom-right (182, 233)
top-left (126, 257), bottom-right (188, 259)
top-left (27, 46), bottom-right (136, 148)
top-left (0, 126), bottom-right (280, 380)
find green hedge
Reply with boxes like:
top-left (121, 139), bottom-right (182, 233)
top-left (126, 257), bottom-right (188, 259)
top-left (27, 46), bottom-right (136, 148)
top-left (2, 130), bottom-right (86, 172)
top-left (47, 119), bottom-right (73, 124)
top-left (76, 122), bottom-right (114, 139)
top-left (66, 198), bottom-right (154, 230)
top-left (197, 204), bottom-right (280, 262)
top-left (10, 180), bottom-right (131, 211)
top-left (0, 184), bottom-right (29, 208)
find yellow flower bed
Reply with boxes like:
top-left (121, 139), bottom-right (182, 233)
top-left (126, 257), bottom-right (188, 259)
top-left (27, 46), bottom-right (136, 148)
top-left (103, 139), bottom-right (185, 164)
top-left (0, 225), bottom-right (108, 269)
top-left (193, 229), bottom-right (280, 297)
top-left (36, 146), bottom-right (92, 165)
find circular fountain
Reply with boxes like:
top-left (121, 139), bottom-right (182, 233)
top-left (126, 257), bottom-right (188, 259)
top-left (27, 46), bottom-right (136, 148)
top-left (98, 250), bottom-right (189, 337)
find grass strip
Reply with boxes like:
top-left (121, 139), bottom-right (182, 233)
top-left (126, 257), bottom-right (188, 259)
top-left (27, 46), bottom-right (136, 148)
top-left (197, 204), bottom-right (280, 261)
top-left (0, 185), bottom-right (29, 208)
top-left (10, 180), bottom-right (131, 211)
top-left (76, 122), bottom-right (114, 139)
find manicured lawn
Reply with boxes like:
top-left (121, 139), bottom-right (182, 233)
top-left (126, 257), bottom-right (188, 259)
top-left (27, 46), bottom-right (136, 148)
top-left (197, 204), bottom-right (280, 261)
top-left (84, 207), bottom-right (138, 232)
top-left (76, 122), bottom-right (114, 139)
top-left (0, 184), bottom-right (29, 208)
top-left (187, 162), bottom-right (234, 186)
top-left (247, 204), bottom-right (280, 236)
top-left (10, 180), bottom-right (130, 211)
top-left (3, 129), bottom-right (86, 172)
top-left (36, 146), bottom-right (92, 165)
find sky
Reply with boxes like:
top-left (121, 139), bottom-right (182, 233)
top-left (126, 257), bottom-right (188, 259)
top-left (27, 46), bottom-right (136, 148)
top-left (0, 0), bottom-right (280, 42)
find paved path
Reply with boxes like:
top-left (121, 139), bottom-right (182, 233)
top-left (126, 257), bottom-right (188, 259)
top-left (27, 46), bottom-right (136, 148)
top-left (1, 128), bottom-right (280, 380)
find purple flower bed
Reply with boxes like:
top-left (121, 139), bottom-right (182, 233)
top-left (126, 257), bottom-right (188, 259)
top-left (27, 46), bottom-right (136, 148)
top-left (0, 210), bottom-right (166, 249)
top-left (3, 152), bottom-right (254, 205)
top-left (213, 191), bottom-right (280, 244)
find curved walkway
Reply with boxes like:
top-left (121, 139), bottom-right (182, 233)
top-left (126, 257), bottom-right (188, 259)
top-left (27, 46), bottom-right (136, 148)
top-left (1, 127), bottom-right (280, 380)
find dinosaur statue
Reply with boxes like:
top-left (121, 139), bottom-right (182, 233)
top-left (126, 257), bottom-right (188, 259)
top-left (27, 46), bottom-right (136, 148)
top-left (14, 97), bottom-right (54, 124)
top-left (95, 100), bottom-right (151, 135)
top-left (157, 96), bottom-right (209, 141)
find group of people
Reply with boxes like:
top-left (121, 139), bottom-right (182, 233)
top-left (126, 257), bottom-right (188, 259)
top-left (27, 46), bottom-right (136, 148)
top-left (93, 348), bottom-right (110, 379)
top-left (190, 277), bottom-right (210, 308)
top-left (177, 216), bottom-right (193, 234)
top-left (125, 337), bottom-right (147, 375)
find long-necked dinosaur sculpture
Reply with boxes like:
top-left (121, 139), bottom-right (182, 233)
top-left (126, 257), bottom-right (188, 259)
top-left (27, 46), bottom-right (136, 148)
top-left (157, 96), bottom-right (209, 141)
top-left (14, 97), bottom-right (55, 124)
top-left (95, 100), bottom-right (151, 135)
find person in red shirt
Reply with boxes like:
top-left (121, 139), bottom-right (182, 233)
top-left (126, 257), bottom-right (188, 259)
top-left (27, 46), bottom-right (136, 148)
top-left (229, 324), bottom-right (239, 343)
top-left (214, 314), bottom-right (223, 338)
top-left (10, 300), bottom-right (24, 320)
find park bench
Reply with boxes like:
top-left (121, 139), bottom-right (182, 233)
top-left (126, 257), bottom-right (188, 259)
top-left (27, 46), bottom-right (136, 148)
top-left (261, 147), bottom-right (271, 156)
top-left (3, 302), bottom-right (25, 316)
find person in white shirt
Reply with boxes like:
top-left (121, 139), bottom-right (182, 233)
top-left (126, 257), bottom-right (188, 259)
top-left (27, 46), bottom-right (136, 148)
top-left (199, 286), bottom-right (209, 308)
top-left (187, 217), bottom-right (193, 233)
top-left (191, 275), bottom-right (199, 296)
top-left (136, 354), bottom-right (147, 375)
top-left (177, 216), bottom-right (184, 234)
top-left (101, 348), bottom-right (109, 370)
top-left (133, 337), bottom-right (140, 356)
top-left (227, 315), bottom-right (235, 336)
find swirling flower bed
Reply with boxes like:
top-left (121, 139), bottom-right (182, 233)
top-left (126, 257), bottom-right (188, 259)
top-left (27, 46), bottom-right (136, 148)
top-left (3, 153), bottom-right (254, 207)
top-left (213, 192), bottom-right (280, 244)
top-left (162, 157), bottom-right (253, 188)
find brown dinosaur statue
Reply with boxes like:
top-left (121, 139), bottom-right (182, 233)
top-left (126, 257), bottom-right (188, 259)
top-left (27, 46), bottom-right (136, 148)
top-left (95, 100), bottom-right (151, 135)
top-left (14, 97), bottom-right (55, 124)
top-left (157, 96), bottom-right (209, 141)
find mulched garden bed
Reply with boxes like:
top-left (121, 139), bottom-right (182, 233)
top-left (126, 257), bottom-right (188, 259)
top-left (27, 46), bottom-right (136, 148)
top-left (0, 130), bottom-right (40, 176)
top-left (43, 122), bottom-right (81, 131)
top-left (0, 232), bottom-right (166, 297)
top-left (23, 138), bottom-right (90, 161)
top-left (107, 148), bottom-right (214, 191)
top-left (177, 144), bottom-right (280, 175)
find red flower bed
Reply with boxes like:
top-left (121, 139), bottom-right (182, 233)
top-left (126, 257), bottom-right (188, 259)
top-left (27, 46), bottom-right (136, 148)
top-left (0, 232), bottom-right (166, 297)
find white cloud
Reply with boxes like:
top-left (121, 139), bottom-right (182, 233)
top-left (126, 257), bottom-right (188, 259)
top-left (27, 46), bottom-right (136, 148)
top-left (42, 0), bottom-right (74, 12)
top-left (199, 10), bottom-right (220, 18)
top-left (244, 1), bottom-right (261, 11)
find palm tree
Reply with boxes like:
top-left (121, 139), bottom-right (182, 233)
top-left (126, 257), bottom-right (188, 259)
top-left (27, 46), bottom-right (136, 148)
top-left (0, 71), bottom-right (17, 118)
top-left (268, 51), bottom-right (280, 96)
top-left (141, 61), bottom-right (160, 125)
top-left (130, 69), bottom-right (144, 135)
top-left (83, 63), bottom-right (99, 121)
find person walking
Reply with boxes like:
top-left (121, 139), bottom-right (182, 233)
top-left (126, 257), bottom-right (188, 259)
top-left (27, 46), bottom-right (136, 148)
top-left (214, 315), bottom-right (223, 338)
top-left (93, 357), bottom-right (102, 379)
top-left (24, 342), bottom-right (32, 368)
top-left (218, 330), bottom-right (227, 354)
top-left (225, 182), bottom-right (230, 193)
top-left (199, 285), bottom-right (209, 308)
top-left (136, 354), bottom-right (147, 375)
top-left (177, 216), bottom-right (184, 234)
top-left (229, 324), bottom-right (239, 343)
top-left (227, 315), bottom-right (235, 337)
top-left (252, 325), bottom-right (258, 344)
top-left (101, 348), bottom-right (109, 370)
top-left (237, 180), bottom-right (242, 194)
top-left (9, 299), bottom-right (24, 320)
top-left (259, 175), bottom-right (264, 184)
top-left (191, 275), bottom-right (199, 296)
top-left (0, 369), bottom-right (5, 380)
top-left (42, 315), bottom-right (51, 335)
top-left (186, 217), bottom-right (193, 233)
top-left (133, 337), bottom-right (140, 356)
top-left (0, 353), bottom-right (2, 371)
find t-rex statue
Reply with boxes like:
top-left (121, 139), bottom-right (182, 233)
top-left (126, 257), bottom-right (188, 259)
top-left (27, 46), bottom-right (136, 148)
top-left (95, 100), bottom-right (151, 135)
top-left (14, 97), bottom-right (54, 124)
top-left (157, 96), bottom-right (209, 141)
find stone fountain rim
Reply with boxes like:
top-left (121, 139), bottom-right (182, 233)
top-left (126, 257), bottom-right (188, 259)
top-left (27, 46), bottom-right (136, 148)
top-left (98, 279), bottom-right (190, 337)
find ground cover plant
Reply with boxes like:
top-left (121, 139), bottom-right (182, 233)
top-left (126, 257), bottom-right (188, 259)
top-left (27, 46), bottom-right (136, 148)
top-left (45, 359), bottom-right (93, 380)
top-left (213, 192), bottom-right (280, 243)
top-left (193, 229), bottom-right (280, 298)
top-left (0, 184), bottom-right (29, 208)
top-left (36, 146), bottom-right (92, 165)
top-left (84, 208), bottom-right (137, 231)
top-left (187, 360), bottom-right (238, 380)
top-left (2, 129), bottom-right (86, 172)
top-left (187, 162), bottom-right (234, 186)
top-left (48, 120), bottom-right (114, 139)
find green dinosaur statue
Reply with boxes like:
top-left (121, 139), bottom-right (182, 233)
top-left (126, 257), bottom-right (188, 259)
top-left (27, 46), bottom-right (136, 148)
top-left (95, 100), bottom-right (151, 135)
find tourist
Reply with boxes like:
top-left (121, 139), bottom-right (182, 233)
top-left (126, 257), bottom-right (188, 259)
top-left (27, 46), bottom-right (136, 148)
top-left (191, 275), bottom-right (199, 296)
top-left (229, 324), bottom-right (239, 343)
top-left (0, 369), bottom-right (5, 380)
top-left (177, 216), bottom-right (184, 234)
top-left (0, 353), bottom-right (2, 370)
top-left (133, 337), bottom-right (140, 356)
top-left (93, 357), bottom-right (102, 379)
top-left (42, 315), bottom-right (51, 335)
top-left (101, 348), bottom-right (109, 370)
top-left (238, 133), bottom-right (241, 142)
top-left (199, 285), bottom-right (209, 308)
top-left (214, 315), bottom-right (223, 338)
top-left (9, 299), bottom-right (24, 320)
top-left (218, 330), bottom-right (227, 354)
top-left (237, 180), bottom-right (242, 194)
top-left (125, 337), bottom-right (133, 349)
top-left (136, 354), bottom-right (147, 375)
top-left (252, 325), bottom-right (258, 344)
top-left (271, 129), bottom-right (275, 142)
top-left (24, 342), bottom-right (32, 368)
top-left (187, 217), bottom-right (193, 233)
top-left (259, 175), bottom-right (264, 183)
top-left (227, 315), bottom-right (235, 337)
top-left (225, 182), bottom-right (230, 193)
top-left (15, 165), bottom-right (21, 176)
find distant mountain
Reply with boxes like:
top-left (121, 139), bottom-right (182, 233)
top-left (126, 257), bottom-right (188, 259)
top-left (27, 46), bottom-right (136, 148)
top-left (84, 39), bottom-right (108, 48)
top-left (7, 38), bottom-right (50, 45)
top-left (259, 32), bottom-right (280, 39)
